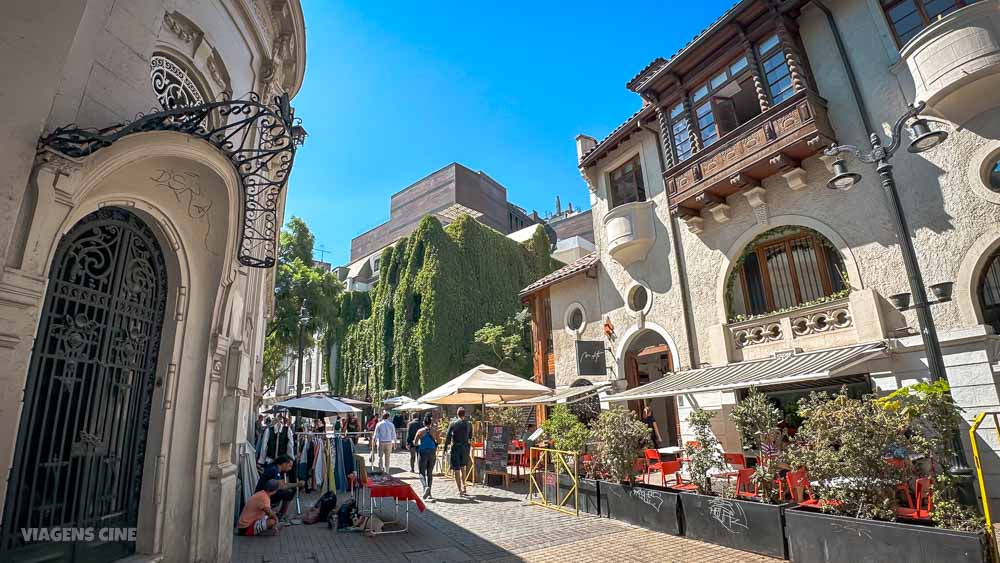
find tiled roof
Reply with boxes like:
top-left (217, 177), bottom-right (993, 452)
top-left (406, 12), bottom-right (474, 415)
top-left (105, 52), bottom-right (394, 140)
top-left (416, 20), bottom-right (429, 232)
top-left (519, 252), bottom-right (599, 297)
top-left (577, 104), bottom-right (654, 166)
top-left (628, 0), bottom-right (753, 93)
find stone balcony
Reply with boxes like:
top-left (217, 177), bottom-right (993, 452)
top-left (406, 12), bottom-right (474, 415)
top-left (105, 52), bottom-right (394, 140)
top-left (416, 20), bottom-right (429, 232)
top-left (665, 90), bottom-right (835, 224)
top-left (897, 1), bottom-right (1000, 125)
top-left (603, 199), bottom-right (657, 266)
top-left (708, 288), bottom-right (905, 364)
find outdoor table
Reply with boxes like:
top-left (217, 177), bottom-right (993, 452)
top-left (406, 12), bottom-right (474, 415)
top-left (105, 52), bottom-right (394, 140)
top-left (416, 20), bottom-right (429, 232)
top-left (363, 474), bottom-right (426, 534)
top-left (657, 446), bottom-right (682, 461)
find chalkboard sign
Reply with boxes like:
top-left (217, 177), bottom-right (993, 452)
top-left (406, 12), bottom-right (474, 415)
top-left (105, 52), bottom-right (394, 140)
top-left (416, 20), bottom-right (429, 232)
top-left (576, 340), bottom-right (607, 376)
top-left (484, 424), bottom-right (511, 474)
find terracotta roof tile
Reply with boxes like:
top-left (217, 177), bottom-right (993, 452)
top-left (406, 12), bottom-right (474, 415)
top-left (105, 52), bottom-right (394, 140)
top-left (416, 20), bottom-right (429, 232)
top-left (578, 104), bottom-right (654, 166)
top-left (519, 252), bottom-right (599, 297)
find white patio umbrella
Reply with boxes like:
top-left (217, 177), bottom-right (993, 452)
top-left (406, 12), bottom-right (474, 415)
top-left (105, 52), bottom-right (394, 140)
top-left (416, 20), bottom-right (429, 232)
top-left (273, 395), bottom-right (361, 419)
top-left (417, 365), bottom-right (552, 409)
top-left (334, 396), bottom-right (372, 407)
top-left (395, 400), bottom-right (439, 412)
top-left (382, 395), bottom-right (414, 408)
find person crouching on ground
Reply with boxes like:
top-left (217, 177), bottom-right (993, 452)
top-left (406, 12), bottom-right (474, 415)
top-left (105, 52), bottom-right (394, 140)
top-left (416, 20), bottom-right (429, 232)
top-left (255, 455), bottom-right (302, 520)
top-left (237, 479), bottom-right (281, 536)
top-left (373, 411), bottom-right (396, 473)
top-left (413, 414), bottom-right (440, 499)
top-left (444, 407), bottom-right (472, 497)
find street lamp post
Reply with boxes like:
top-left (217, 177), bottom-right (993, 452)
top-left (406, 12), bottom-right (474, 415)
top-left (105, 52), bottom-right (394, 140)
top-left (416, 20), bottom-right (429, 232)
top-left (825, 102), bottom-right (973, 483)
top-left (825, 101), bottom-right (949, 381)
top-left (362, 358), bottom-right (374, 404)
top-left (296, 300), bottom-right (311, 399)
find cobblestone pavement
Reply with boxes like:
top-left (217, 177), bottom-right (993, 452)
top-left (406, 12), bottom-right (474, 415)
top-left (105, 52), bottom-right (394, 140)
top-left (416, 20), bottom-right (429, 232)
top-left (233, 450), bottom-right (777, 563)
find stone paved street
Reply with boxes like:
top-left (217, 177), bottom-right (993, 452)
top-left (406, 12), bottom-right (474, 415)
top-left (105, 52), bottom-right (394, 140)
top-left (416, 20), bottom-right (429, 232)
top-left (234, 450), bottom-right (777, 563)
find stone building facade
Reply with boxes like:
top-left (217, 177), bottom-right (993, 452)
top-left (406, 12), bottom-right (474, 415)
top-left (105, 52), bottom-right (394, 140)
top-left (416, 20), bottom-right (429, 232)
top-left (522, 0), bottom-right (1000, 513)
top-left (0, 1), bottom-right (305, 561)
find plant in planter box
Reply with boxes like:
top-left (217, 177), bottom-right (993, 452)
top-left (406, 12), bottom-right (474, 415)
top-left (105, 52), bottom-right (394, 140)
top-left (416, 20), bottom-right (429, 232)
top-left (788, 389), bottom-right (913, 520)
top-left (877, 380), bottom-right (984, 533)
top-left (590, 406), bottom-right (651, 484)
top-left (542, 405), bottom-right (589, 453)
top-left (486, 406), bottom-right (524, 439)
top-left (686, 409), bottom-right (725, 495)
top-left (731, 387), bottom-right (785, 502)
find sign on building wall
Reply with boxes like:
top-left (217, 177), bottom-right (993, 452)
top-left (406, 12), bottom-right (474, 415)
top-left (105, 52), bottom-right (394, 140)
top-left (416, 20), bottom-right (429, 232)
top-left (576, 340), bottom-right (607, 376)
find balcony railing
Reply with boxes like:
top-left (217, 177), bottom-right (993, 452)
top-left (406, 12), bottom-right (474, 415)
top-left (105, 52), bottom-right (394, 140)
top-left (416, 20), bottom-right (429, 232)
top-left (665, 90), bottom-right (836, 216)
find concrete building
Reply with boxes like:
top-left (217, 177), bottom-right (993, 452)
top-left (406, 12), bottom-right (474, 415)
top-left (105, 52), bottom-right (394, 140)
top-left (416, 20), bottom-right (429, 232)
top-left (521, 0), bottom-right (1000, 514)
top-left (262, 338), bottom-right (329, 408)
top-left (0, 2), bottom-right (305, 561)
top-left (343, 162), bottom-right (537, 291)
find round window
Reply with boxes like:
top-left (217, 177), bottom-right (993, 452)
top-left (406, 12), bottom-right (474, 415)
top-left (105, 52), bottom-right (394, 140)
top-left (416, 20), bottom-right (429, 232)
top-left (628, 284), bottom-right (649, 313)
top-left (988, 157), bottom-right (1000, 192)
top-left (568, 308), bottom-right (584, 331)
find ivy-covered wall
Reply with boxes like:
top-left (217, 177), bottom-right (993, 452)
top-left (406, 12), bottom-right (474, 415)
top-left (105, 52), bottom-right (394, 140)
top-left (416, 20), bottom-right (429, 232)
top-left (335, 214), bottom-right (556, 398)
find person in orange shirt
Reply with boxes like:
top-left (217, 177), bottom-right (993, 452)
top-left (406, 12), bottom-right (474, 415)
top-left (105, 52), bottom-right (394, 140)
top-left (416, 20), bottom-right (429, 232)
top-left (237, 479), bottom-right (280, 536)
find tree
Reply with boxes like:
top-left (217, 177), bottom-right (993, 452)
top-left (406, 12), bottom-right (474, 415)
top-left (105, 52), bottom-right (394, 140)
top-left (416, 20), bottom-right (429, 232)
top-left (590, 406), bottom-right (651, 484)
top-left (464, 308), bottom-right (532, 377)
top-left (731, 388), bottom-right (784, 502)
top-left (262, 216), bottom-right (341, 391)
top-left (686, 409), bottom-right (725, 495)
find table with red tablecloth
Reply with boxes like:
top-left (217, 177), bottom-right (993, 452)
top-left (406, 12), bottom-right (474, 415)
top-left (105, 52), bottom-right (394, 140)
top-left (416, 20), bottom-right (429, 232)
top-left (362, 474), bottom-right (424, 534)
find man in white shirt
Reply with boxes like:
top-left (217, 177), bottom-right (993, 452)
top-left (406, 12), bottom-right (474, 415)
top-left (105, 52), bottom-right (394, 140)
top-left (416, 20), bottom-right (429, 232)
top-left (373, 411), bottom-right (397, 473)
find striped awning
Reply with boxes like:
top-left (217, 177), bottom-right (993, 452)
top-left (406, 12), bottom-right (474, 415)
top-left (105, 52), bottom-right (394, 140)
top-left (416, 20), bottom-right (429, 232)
top-left (507, 382), bottom-right (611, 405)
top-left (608, 342), bottom-right (888, 401)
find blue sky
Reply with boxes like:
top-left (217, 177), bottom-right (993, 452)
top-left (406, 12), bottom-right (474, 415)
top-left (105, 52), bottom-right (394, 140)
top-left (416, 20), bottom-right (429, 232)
top-left (286, 0), bottom-right (735, 266)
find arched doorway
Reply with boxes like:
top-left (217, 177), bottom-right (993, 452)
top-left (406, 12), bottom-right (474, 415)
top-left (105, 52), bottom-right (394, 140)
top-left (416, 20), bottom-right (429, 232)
top-left (978, 249), bottom-right (1000, 333)
top-left (623, 329), bottom-right (680, 448)
top-left (2, 207), bottom-right (169, 562)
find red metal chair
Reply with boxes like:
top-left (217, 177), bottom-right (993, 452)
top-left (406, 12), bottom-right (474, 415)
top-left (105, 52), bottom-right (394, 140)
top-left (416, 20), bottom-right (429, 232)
top-left (661, 460), bottom-right (697, 491)
top-left (734, 467), bottom-right (758, 499)
top-left (896, 477), bottom-right (932, 521)
top-left (677, 440), bottom-right (700, 464)
top-left (632, 458), bottom-right (648, 483)
top-left (719, 453), bottom-right (746, 484)
top-left (644, 448), bottom-right (668, 485)
top-left (789, 469), bottom-right (843, 509)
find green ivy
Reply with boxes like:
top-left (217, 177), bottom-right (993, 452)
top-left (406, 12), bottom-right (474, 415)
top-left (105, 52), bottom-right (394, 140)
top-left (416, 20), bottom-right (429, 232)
top-left (334, 214), bottom-right (557, 398)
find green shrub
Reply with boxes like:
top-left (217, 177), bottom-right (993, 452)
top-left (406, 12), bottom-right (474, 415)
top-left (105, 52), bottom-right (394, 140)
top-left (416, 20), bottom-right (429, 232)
top-left (542, 405), bottom-right (589, 454)
top-left (686, 409), bottom-right (725, 495)
top-left (731, 388), bottom-right (784, 502)
top-left (590, 406), bottom-right (650, 483)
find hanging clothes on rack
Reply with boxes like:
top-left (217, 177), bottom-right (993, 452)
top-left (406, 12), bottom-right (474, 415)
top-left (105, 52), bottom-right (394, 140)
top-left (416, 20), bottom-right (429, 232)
top-left (258, 422), bottom-right (295, 465)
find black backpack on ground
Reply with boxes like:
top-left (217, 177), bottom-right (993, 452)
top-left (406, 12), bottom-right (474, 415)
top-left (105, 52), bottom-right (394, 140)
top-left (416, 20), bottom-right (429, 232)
top-left (315, 491), bottom-right (337, 522)
top-left (331, 499), bottom-right (357, 530)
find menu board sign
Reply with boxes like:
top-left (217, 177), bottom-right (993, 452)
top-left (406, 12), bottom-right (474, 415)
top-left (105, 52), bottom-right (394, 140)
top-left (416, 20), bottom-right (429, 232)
top-left (484, 424), bottom-right (511, 474)
top-left (576, 340), bottom-right (607, 376)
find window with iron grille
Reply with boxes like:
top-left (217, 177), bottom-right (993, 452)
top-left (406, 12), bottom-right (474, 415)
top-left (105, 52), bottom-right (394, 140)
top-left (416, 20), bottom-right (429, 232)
top-left (880, 0), bottom-right (978, 47)
top-left (979, 250), bottom-right (1000, 334)
top-left (607, 155), bottom-right (646, 209)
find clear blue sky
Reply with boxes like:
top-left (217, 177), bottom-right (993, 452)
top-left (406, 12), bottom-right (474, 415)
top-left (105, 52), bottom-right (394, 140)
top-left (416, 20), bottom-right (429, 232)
top-left (285, 0), bottom-right (735, 266)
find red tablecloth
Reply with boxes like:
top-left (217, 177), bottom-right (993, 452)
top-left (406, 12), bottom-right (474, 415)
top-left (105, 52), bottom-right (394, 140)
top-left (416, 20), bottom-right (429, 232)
top-left (364, 475), bottom-right (426, 512)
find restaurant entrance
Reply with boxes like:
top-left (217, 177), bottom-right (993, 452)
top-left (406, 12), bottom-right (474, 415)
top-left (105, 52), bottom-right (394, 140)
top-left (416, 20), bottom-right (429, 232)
top-left (623, 330), bottom-right (680, 448)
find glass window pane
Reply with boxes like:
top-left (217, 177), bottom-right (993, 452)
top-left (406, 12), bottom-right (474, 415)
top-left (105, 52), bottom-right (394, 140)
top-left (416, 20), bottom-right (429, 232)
top-left (763, 52), bottom-right (794, 104)
top-left (742, 254), bottom-right (768, 316)
top-left (923, 0), bottom-right (959, 20)
top-left (710, 71), bottom-right (728, 90)
top-left (759, 34), bottom-right (780, 54)
top-left (670, 103), bottom-right (684, 119)
top-left (693, 84), bottom-right (709, 102)
top-left (888, 1), bottom-right (925, 43)
top-left (730, 57), bottom-right (749, 75)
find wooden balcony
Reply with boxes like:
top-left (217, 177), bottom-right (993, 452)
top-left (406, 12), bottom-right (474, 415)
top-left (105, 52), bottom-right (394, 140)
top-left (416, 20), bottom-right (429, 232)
top-left (665, 90), bottom-right (835, 216)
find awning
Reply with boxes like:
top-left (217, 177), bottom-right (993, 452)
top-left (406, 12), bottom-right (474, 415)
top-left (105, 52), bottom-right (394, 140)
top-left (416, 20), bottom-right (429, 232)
top-left (636, 344), bottom-right (671, 359)
top-left (608, 342), bottom-right (887, 402)
top-left (506, 382), bottom-right (611, 405)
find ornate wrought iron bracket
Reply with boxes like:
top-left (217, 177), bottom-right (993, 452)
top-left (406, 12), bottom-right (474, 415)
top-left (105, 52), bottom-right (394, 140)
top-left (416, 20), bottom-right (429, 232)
top-left (825, 101), bottom-right (926, 164)
top-left (37, 92), bottom-right (304, 268)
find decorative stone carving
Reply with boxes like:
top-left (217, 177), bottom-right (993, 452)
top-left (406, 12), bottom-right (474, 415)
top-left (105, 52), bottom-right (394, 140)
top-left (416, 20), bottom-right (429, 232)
top-left (782, 167), bottom-right (808, 190)
top-left (733, 322), bottom-right (783, 348)
top-left (682, 215), bottom-right (705, 234)
top-left (790, 306), bottom-right (852, 337)
top-left (706, 203), bottom-right (731, 223)
top-left (163, 11), bottom-right (199, 44)
top-left (743, 186), bottom-right (769, 225)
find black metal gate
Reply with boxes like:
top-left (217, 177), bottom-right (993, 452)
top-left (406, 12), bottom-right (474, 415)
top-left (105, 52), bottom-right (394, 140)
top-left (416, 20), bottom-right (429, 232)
top-left (1, 207), bottom-right (169, 562)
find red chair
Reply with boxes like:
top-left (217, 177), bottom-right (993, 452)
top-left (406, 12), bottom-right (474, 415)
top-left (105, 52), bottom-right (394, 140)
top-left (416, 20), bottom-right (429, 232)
top-left (632, 458), bottom-right (648, 483)
top-left (789, 469), bottom-right (843, 509)
top-left (677, 440), bottom-right (700, 464)
top-left (719, 453), bottom-right (746, 484)
top-left (896, 477), bottom-right (932, 520)
top-left (661, 460), bottom-right (697, 491)
top-left (734, 467), bottom-right (758, 499)
top-left (644, 449), bottom-right (668, 486)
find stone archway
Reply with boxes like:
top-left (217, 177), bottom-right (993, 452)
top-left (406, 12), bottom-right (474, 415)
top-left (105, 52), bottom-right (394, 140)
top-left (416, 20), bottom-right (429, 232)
top-left (1, 207), bottom-right (169, 561)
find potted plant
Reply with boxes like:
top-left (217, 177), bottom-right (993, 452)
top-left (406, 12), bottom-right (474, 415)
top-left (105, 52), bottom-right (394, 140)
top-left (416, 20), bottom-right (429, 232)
top-left (783, 385), bottom-right (986, 563)
top-left (591, 406), bottom-right (681, 535)
top-left (677, 405), bottom-right (789, 559)
top-left (537, 405), bottom-right (599, 514)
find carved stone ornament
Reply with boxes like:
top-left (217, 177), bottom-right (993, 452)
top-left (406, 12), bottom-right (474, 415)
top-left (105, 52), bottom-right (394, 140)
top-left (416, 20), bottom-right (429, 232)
top-left (163, 11), bottom-right (199, 44)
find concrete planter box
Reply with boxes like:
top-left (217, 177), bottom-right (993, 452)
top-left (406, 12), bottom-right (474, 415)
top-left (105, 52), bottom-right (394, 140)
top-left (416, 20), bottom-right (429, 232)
top-left (679, 492), bottom-right (788, 559)
top-left (601, 481), bottom-right (682, 535)
top-left (785, 507), bottom-right (986, 563)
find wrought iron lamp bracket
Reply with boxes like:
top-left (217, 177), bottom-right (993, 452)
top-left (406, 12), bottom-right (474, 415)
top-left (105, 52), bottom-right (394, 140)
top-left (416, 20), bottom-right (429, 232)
top-left (825, 102), bottom-right (926, 164)
top-left (37, 92), bottom-right (303, 269)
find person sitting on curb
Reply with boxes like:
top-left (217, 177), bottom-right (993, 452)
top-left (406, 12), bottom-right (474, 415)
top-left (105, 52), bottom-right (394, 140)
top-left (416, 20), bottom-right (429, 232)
top-left (237, 479), bottom-right (281, 536)
top-left (255, 455), bottom-right (303, 520)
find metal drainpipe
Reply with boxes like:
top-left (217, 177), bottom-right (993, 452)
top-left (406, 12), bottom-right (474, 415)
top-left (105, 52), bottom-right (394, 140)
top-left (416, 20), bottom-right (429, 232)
top-left (637, 117), bottom-right (700, 370)
top-left (810, 0), bottom-right (875, 133)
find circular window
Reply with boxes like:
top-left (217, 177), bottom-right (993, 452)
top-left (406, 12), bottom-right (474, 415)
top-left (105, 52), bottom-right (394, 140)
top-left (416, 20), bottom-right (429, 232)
top-left (988, 156), bottom-right (1000, 192)
top-left (564, 303), bottom-right (586, 335)
top-left (627, 284), bottom-right (650, 314)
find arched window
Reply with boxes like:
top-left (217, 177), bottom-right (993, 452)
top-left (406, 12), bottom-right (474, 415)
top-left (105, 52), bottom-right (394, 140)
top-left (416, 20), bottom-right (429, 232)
top-left (150, 53), bottom-right (206, 110)
top-left (727, 227), bottom-right (847, 320)
top-left (978, 251), bottom-right (1000, 333)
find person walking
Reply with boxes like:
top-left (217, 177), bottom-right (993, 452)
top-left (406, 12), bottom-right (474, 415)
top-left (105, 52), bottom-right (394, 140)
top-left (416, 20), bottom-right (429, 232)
top-left (642, 406), bottom-right (662, 449)
top-left (444, 407), bottom-right (473, 496)
top-left (373, 411), bottom-right (396, 473)
top-left (405, 413), bottom-right (422, 472)
top-left (413, 414), bottom-right (439, 499)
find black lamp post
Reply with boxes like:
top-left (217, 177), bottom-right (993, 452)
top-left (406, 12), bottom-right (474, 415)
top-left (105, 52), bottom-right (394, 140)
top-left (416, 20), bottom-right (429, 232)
top-left (361, 358), bottom-right (374, 404)
top-left (825, 102), bottom-right (973, 485)
top-left (295, 300), bottom-right (311, 399)
top-left (825, 101), bottom-right (949, 382)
